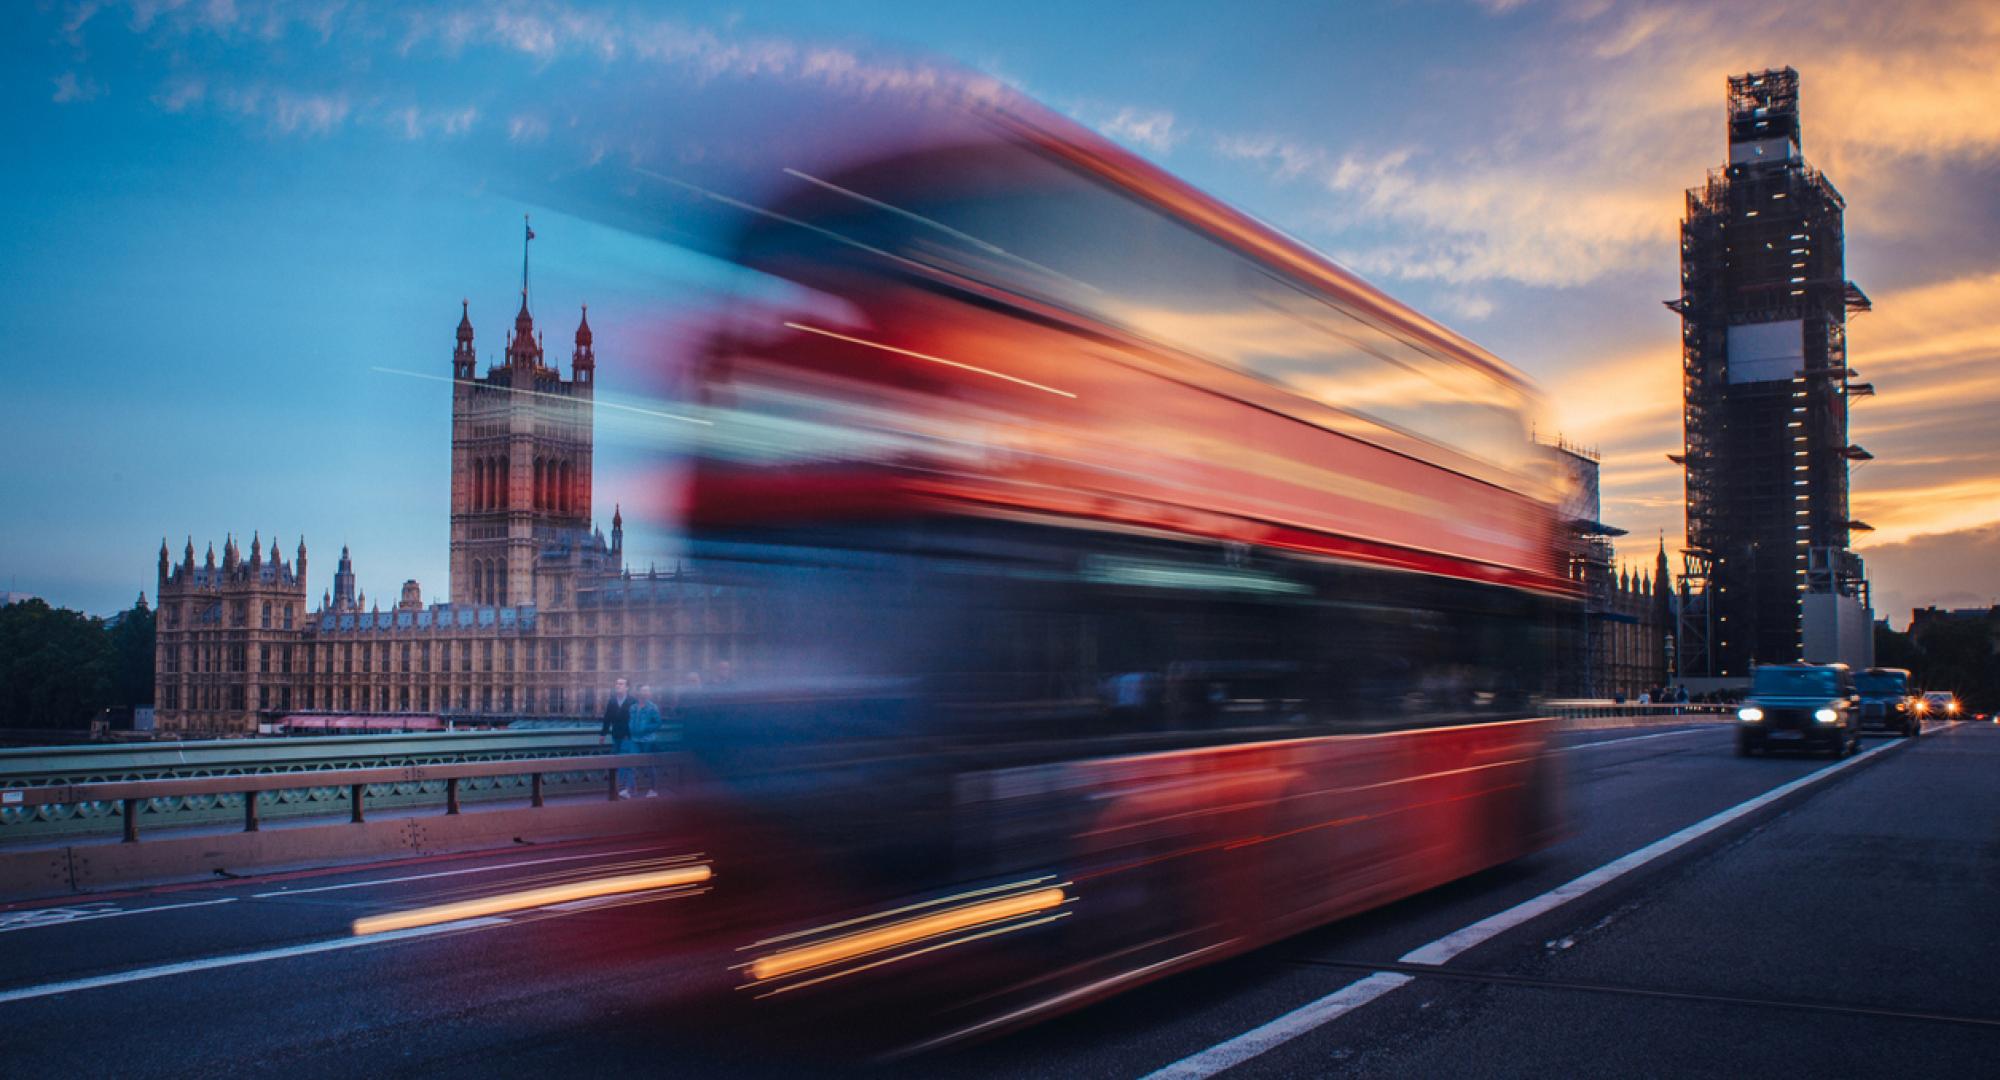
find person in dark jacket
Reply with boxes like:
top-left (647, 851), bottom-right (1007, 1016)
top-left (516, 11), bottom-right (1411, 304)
top-left (599, 677), bottom-right (635, 797)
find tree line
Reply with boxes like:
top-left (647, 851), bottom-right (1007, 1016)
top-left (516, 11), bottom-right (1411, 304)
top-left (1875, 620), bottom-right (1999, 712)
top-left (0, 598), bottom-right (154, 731)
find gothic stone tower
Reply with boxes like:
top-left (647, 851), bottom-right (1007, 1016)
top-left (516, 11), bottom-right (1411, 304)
top-left (154, 533), bottom-right (310, 734)
top-left (449, 222), bottom-right (597, 606)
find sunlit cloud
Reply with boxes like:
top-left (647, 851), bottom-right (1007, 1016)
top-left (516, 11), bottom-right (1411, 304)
top-left (1213, 0), bottom-right (2000, 289)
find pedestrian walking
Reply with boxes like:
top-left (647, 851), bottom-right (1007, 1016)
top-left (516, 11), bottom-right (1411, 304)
top-left (599, 677), bottom-right (636, 798)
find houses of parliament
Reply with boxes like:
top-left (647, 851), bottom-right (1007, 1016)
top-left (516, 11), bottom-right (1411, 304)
top-left (152, 259), bottom-right (740, 736)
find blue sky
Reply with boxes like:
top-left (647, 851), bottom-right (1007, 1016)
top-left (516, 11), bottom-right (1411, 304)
top-left (4, 0), bottom-right (1999, 623)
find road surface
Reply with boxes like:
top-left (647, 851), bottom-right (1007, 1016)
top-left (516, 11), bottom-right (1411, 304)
top-left (2, 721), bottom-right (1994, 1077)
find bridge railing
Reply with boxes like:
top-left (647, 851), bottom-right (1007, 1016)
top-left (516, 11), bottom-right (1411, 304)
top-left (0, 751), bottom-right (682, 846)
top-left (0, 728), bottom-right (612, 843)
top-left (1544, 700), bottom-right (1733, 726)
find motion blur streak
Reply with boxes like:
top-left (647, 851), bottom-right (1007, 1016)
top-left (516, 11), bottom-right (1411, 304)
top-left (781, 322), bottom-right (1079, 398)
top-left (350, 864), bottom-right (712, 936)
top-left (747, 886), bottom-right (1068, 982)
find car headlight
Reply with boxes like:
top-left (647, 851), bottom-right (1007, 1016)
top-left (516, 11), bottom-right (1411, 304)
top-left (1915, 701), bottom-right (1929, 712)
top-left (1738, 707), bottom-right (1764, 723)
top-left (1949, 702), bottom-right (1961, 713)
top-left (1815, 708), bottom-right (1839, 724)
top-left (1895, 702), bottom-right (1907, 711)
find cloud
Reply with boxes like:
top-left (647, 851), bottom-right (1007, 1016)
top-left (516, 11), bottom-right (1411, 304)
top-left (152, 77), bottom-right (205, 112)
top-left (385, 105), bottom-right (479, 140)
top-left (52, 71), bottom-right (106, 103)
top-left (1432, 292), bottom-right (1497, 322)
top-left (1213, 133), bottom-right (1321, 180)
top-left (507, 113), bottom-right (550, 143)
top-left (1214, 0), bottom-right (2000, 289)
top-left (1858, 524), bottom-right (2000, 625)
top-left (267, 91), bottom-right (349, 135)
top-left (1100, 108), bottom-right (1181, 154)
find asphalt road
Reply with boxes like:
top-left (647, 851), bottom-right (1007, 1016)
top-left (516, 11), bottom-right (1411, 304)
top-left (1, 721), bottom-right (1994, 1078)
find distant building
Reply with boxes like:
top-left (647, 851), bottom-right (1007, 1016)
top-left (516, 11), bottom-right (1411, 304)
top-left (1546, 437), bottom-right (1671, 699)
top-left (1672, 68), bottom-right (1875, 680)
top-left (1908, 605), bottom-right (2000, 651)
top-left (153, 240), bottom-right (742, 736)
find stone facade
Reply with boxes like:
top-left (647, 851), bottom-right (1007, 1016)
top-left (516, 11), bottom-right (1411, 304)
top-left (1549, 439), bottom-right (1673, 700)
top-left (154, 271), bottom-right (740, 737)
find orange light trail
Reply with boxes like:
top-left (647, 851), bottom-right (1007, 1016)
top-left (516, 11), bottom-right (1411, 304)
top-left (782, 322), bottom-right (1078, 399)
top-left (747, 886), bottom-right (1067, 982)
top-left (350, 864), bottom-right (712, 936)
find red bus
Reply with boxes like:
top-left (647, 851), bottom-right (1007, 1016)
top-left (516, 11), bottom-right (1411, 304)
top-left (672, 97), bottom-right (1573, 1049)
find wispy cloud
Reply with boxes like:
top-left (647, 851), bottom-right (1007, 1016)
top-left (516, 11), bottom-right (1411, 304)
top-left (507, 112), bottom-right (550, 143)
top-left (385, 105), bottom-right (479, 140)
top-left (52, 71), bottom-right (105, 103)
top-left (152, 76), bottom-right (205, 112)
top-left (1100, 107), bottom-right (1181, 154)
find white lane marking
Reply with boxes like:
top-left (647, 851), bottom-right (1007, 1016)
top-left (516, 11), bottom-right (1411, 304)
top-left (1404, 736), bottom-right (1898, 966)
top-left (1147, 736), bottom-right (1904, 1079)
top-left (0, 898), bottom-right (237, 935)
top-left (250, 845), bottom-right (676, 898)
top-left (0, 916), bottom-right (508, 1006)
top-left (1558, 727), bottom-right (1715, 753)
top-left (1144, 973), bottom-right (1413, 1080)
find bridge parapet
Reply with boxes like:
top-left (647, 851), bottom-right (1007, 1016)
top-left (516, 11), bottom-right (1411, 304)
top-left (1545, 701), bottom-right (1733, 730)
top-left (0, 750), bottom-right (683, 900)
top-left (0, 728), bottom-right (605, 842)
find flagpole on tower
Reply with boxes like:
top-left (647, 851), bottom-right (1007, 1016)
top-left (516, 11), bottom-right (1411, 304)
top-left (521, 214), bottom-right (535, 311)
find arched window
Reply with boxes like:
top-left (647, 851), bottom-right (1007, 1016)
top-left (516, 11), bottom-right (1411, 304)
top-left (472, 459), bottom-right (485, 511)
top-left (533, 458), bottom-right (544, 510)
top-left (560, 461), bottom-right (573, 514)
top-left (497, 455), bottom-right (509, 509)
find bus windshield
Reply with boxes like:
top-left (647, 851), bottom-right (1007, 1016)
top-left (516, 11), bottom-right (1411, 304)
top-left (1752, 667), bottom-right (1841, 698)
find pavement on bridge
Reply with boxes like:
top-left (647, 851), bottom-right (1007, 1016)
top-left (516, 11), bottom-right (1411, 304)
top-left (0, 722), bottom-right (1993, 1077)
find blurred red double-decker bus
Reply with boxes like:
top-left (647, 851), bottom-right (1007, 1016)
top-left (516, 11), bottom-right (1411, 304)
top-left (670, 98), bottom-right (1574, 1048)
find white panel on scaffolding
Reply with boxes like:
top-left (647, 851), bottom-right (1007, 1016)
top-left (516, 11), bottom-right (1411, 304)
top-left (1729, 137), bottom-right (1797, 165)
top-left (1803, 592), bottom-right (1874, 669)
top-left (1726, 319), bottom-right (1804, 384)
